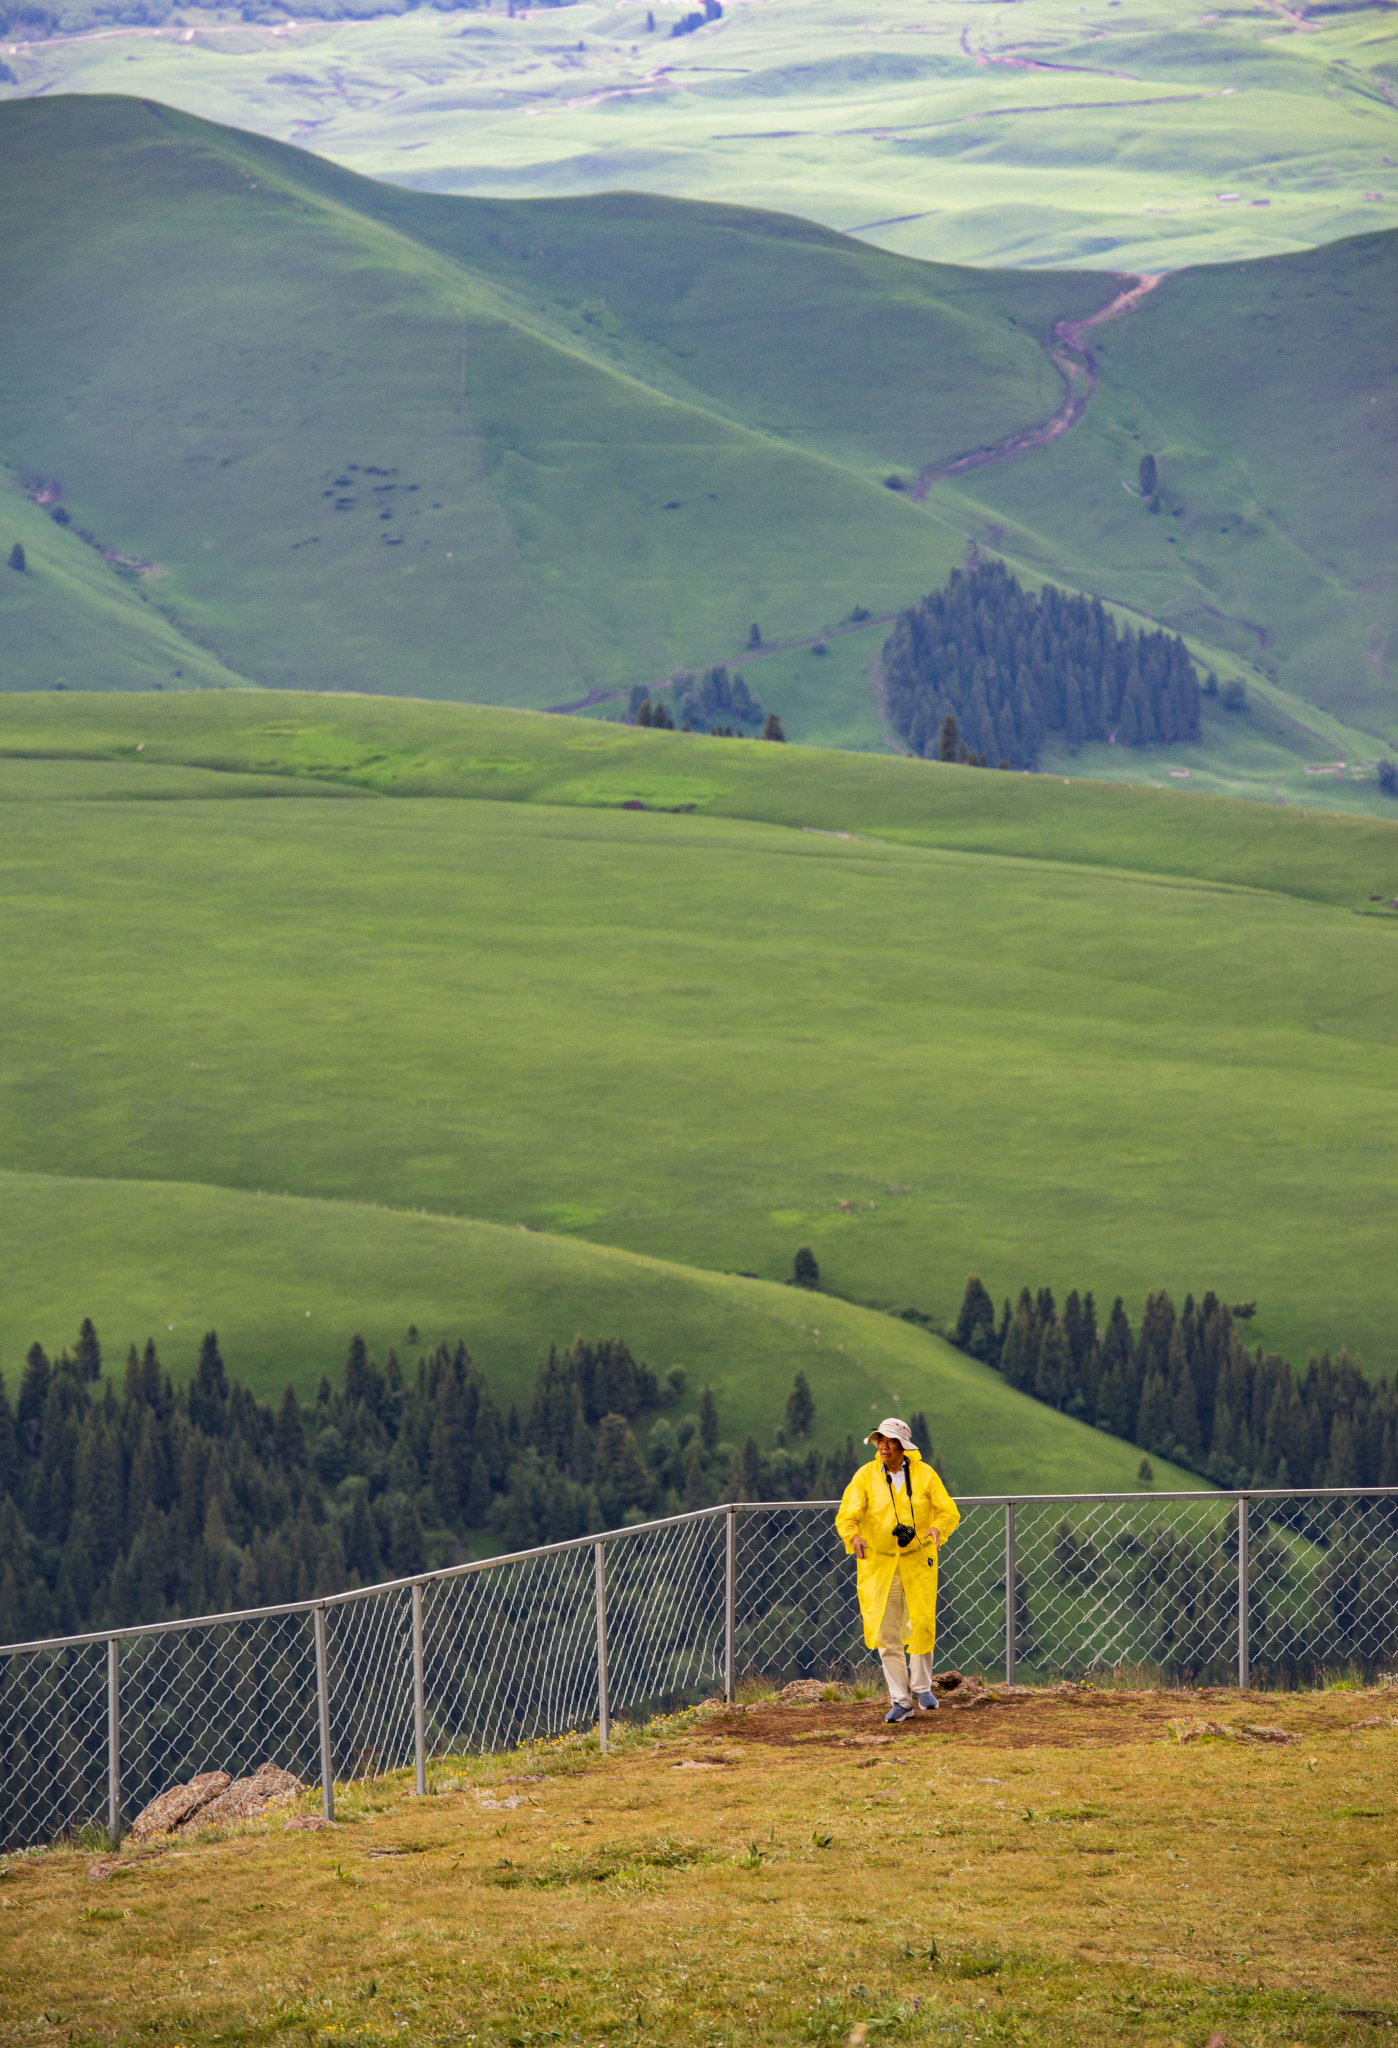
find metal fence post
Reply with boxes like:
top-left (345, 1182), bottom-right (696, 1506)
top-left (593, 1541), bottom-right (610, 1752)
top-left (1237, 1496), bottom-right (1250, 1690)
top-left (1004, 1502), bottom-right (1017, 1686)
top-left (411, 1582), bottom-right (427, 1797)
top-left (313, 1604), bottom-right (334, 1821)
top-left (106, 1638), bottom-right (121, 1842)
top-left (724, 1505), bottom-right (737, 1703)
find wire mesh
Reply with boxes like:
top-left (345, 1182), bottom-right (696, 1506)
top-left (119, 1610), bottom-right (321, 1820)
top-left (421, 1539), bottom-right (600, 1755)
top-left (0, 1639), bottom-right (109, 1851)
top-left (325, 1589), bottom-right (414, 1783)
top-left (603, 1511), bottom-right (727, 1717)
top-left (1, 1491), bottom-right (1394, 1850)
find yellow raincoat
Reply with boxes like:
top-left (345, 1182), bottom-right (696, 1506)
top-left (835, 1450), bottom-right (960, 1656)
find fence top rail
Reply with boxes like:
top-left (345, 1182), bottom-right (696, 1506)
top-left (2, 1484), bottom-right (1392, 1660)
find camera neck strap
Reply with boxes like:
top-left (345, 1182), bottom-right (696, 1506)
top-left (883, 1462), bottom-right (914, 1531)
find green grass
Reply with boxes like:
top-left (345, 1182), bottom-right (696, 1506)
top-left (1, 692), bottom-right (1396, 1441)
top-left (0, 92), bottom-right (1393, 798)
top-left (933, 229), bottom-right (1398, 744)
top-left (6, 0), bottom-right (1396, 272)
top-left (0, 1169), bottom-right (1202, 1494)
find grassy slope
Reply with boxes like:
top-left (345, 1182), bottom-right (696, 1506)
top-left (5, 691), bottom-right (1396, 904)
top-left (7, 0), bottom-right (1396, 272)
top-left (0, 95), bottom-right (1035, 706)
top-left (0, 467), bottom-right (251, 693)
top-left (4, 1695), bottom-right (1394, 2044)
top-left (1, 694), bottom-right (1396, 1431)
top-left (935, 230), bottom-right (1398, 743)
top-left (0, 1169), bottom-right (1200, 1494)
top-left (0, 94), bottom-right (1393, 787)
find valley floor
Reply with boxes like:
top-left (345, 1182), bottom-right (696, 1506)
top-left (4, 1683), bottom-right (1394, 2044)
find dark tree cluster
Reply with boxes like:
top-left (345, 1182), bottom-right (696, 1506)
top-left (629, 667), bottom-right (767, 736)
top-left (0, 1323), bottom-right (878, 1641)
top-left (882, 561), bottom-right (1204, 767)
top-left (673, 665), bottom-right (764, 734)
top-left (670, 0), bottom-right (720, 32)
top-left (0, 1324), bottom-right (680, 1642)
top-left (952, 1277), bottom-right (1398, 1490)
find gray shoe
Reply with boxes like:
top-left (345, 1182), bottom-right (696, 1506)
top-left (916, 1691), bottom-right (940, 1711)
top-left (885, 1700), bottom-right (914, 1723)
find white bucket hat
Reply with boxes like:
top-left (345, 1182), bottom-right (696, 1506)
top-left (866, 1417), bottom-right (917, 1450)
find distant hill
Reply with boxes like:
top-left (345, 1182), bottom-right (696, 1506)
top-left (1, 689), bottom-right (1395, 1419)
top-left (0, 96), bottom-right (1393, 794)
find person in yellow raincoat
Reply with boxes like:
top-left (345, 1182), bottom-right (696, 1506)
top-left (835, 1417), bottom-right (960, 1723)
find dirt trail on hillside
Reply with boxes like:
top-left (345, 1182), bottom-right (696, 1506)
top-left (911, 271), bottom-right (1164, 499)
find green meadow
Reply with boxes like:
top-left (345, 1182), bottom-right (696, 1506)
top-left (5, 0), bottom-right (1396, 273)
top-left (1, 692), bottom-right (1395, 1482)
top-left (0, 94), bottom-right (1393, 805)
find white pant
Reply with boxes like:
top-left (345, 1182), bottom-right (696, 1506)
top-left (876, 1572), bottom-right (934, 1706)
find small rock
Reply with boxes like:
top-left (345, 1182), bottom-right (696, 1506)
top-left (180, 1762), bottom-right (301, 1832)
top-left (1169, 1718), bottom-right (1230, 1744)
top-left (778, 1680), bottom-right (833, 1704)
top-left (128, 1770), bottom-right (230, 1842)
top-left (1236, 1723), bottom-right (1297, 1744)
top-left (283, 1814), bottom-right (336, 1832)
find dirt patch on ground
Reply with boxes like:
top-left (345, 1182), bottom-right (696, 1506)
top-left (698, 1685), bottom-right (1372, 1751)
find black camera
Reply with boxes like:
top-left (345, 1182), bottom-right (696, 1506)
top-left (894, 1524), bottom-right (916, 1548)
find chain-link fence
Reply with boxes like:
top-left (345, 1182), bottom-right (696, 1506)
top-left (2, 1488), bottom-right (1394, 1851)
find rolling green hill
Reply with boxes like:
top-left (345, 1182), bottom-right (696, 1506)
top-left (5, 0), bottom-right (1396, 273)
top-left (2, 691), bottom-right (1395, 1470)
top-left (0, 94), bottom-right (1393, 798)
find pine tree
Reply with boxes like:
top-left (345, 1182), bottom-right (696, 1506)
top-left (189, 1332), bottom-right (228, 1436)
top-left (1138, 453), bottom-right (1157, 497)
top-left (345, 1489), bottom-right (381, 1584)
top-left (762, 712), bottom-right (786, 742)
top-left (1034, 1319), bottom-right (1070, 1410)
top-left (954, 1276), bottom-right (997, 1360)
top-left (7, 543), bottom-right (25, 572)
top-left (275, 1385), bottom-right (307, 1469)
top-left (682, 1447), bottom-right (710, 1511)
top-left (998, 1289), bottom-right (1040, 1393)
top-left (937, 713), bottom-right (959, 762)
top-left (785, 1370), bottom-right (814, 1438)
top-left (793, 1246), bottom-right (820, 1290)
top-left (0, 1373), bottom-right (17, 1500)
top-left (727, 1435), bottom-right (764, 1502)
top-left (698, 1385), bottom-right (719, 1453)
top-left (74, 1319), bottom-right (101, 1385)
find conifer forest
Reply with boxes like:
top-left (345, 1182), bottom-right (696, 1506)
top-left (0, 1324), bottom-right (859, 1642)
top-left (950, 1278), bottom-right (1396, 1492)
top-left (882, 562), bottom-right (1205, 767)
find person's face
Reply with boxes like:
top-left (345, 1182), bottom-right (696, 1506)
top-left (876, 1434), bottom-right (904, 1469)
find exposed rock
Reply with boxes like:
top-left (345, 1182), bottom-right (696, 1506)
top-left (283, 1814), bottom-right (336, 1832)
top-left (1169, 1718), bottom-right (1231, 1743)
top-left (1169, 1717), bottom-right (1296, 1745)
top-left (128, 1770), bottom-right (230, 1842)
top-left (177, 1762), bottom-right (301, 1832)
top-left (779, 1679), bottom-right (835, 1704)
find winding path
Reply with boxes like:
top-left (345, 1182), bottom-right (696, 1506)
top-left (911, 271), bottom-right (1164, 498)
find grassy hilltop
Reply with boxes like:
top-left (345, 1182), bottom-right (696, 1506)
top-left (1, 691), bottom-right (1395, 1488)
top-left (6, 0), bottom-right (1398, 273)
top-left (0, 95), bottom-right (1393, 795)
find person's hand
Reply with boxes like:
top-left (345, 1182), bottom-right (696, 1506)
top-left (852, 1536), bottom-right (868, 1558)
top-left (930, 1529), bottom-right (943, 1550)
